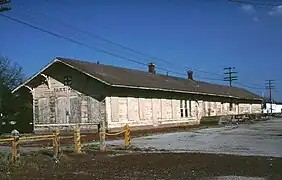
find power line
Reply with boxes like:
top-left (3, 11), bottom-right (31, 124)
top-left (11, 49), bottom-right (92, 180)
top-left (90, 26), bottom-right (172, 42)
top-left (1, 10), bottom-right (272, 88)
top-left (0, 14), bottom-right (149, 66)
top-left (0, 13), bottom-right (225, 83)
top-left (234, 82), bottom-right (265, 90)
top-left (24, 0), bottom-right (223, 78)
top-left (13, 2), bottom-right (226, 81)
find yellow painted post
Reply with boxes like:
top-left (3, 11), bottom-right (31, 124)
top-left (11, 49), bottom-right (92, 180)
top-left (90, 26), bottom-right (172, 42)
top-left (124, 124), bottom-right (130, 148)
top-left (99, 121), bottom-right (106, 152)
top-left (53, 128), bottom-right (60, 159)
top-left (73, 124), bottom-right (82, 153)
top-left (11, 129), bottom-right (20, 165)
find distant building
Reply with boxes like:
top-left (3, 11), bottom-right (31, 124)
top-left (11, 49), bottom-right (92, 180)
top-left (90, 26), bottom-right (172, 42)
top-left (262, 100), bottom-right (282, 114)
top-left (13, 57), bottom-right (262, 132)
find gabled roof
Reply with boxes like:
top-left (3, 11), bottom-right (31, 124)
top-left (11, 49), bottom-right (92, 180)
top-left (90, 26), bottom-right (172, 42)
top-left (13, 57), bottom-right (262, 101)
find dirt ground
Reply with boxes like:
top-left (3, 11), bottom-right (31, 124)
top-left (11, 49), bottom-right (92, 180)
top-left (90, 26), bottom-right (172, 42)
top-left (0, 150), bottom-right (281, 180)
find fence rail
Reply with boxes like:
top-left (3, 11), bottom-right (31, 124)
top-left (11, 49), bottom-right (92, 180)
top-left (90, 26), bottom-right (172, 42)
top-left (0, 123), bottom-right (131, 165)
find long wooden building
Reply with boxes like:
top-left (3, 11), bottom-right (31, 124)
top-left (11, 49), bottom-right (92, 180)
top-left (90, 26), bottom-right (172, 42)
top-left (13, 57), bottom-right (262, 132)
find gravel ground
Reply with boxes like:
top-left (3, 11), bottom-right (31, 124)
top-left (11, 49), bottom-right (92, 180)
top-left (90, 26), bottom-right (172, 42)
top-left (0, 151), bottom-right (281, 180)
top-left (108, 119), bottom-right (282, 157)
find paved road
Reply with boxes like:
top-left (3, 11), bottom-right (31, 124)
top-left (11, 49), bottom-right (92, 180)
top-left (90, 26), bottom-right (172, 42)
top-left (109, 118), bottom-right (282, 157)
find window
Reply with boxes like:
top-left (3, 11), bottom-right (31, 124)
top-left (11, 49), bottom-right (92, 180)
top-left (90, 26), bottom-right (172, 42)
top-left (229, 102), bottom-right (233, 111)
top-left (64, 76), bottom-right (72, 86)
top-left (189, 100), bottom-right (192, 116)
top-left (184, 100), bottom-right (188, 117)
top-left (180, 100), bottom-right (188, 118)
top-left (180, 100), bottom-right (183, 117)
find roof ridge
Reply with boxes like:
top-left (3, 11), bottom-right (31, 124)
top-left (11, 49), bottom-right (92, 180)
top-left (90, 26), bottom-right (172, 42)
top-left (57, 57), bottom-right (245, 90)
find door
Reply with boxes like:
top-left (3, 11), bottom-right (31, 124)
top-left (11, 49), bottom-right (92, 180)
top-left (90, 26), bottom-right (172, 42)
top-left (55, 97), bottom-right (68, 124)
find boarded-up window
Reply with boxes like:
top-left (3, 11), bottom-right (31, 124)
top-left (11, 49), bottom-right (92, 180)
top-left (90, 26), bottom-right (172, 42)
top-left (172, 99), bottom-right (179, 119)
top-left (118, 98), bottom-right (128, 121)
top-left (69, 97), bottom-right (81, 123)
top-left (128, 97), bottom-right (139, 121)
top-left (88, 97), bottom-right (100, 123)
top-left (152, 99), bottom-right (161, 120)
top-left (143, 99), bottom-right (153, 121)
top-left (38, 98), bottom-right (50, 124)
top-left (111, 97), bottom-right (119, 122)
top-left (162, 99), bottom-right (172, 119)
top-left (55, 97), bottom-right (68, 124)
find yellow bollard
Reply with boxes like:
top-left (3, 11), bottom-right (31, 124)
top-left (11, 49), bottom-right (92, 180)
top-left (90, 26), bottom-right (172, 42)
top-left (74, 124), bottom-right (82, 153)
top-left (11, 129), bottom-right (20, 165)
top-left (124, 124), bottom-right (131, 148)
top-left (53, 128), bottom-right (60, 158)
top-left (99, 121), bottom-right (106, 152)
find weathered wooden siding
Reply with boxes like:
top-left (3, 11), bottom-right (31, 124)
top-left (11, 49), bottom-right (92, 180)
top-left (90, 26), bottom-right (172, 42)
top-left (105, 96), bottom-right (262, 129)
top-left (239, 103), bottom-right (251, 114)
top-left (251, 104), bottom-right (261, 113)
top-left (106, 97), bottom-right (198, 129)
top-left (127, 97), bottom-right (139, 121)
top-left (32, 68), bottom-right (106, 132)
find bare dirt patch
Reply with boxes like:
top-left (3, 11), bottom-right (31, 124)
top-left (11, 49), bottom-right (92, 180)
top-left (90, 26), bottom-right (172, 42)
top-left (0, 151), bottom-right (281, 180)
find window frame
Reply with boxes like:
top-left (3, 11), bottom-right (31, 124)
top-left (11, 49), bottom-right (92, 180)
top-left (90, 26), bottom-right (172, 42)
top-left (180, 100), bottom-right (188, 118)
top-left (64, 76), bottom-right (72, 86)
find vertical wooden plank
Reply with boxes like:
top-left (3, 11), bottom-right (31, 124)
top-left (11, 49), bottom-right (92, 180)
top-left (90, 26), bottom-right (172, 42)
top-left (190, 101), bottom-right (196, 117)
top-left (127, 97), bottom-right (139, 121)
top-left (105, 97), bottom-right (112, 123)
top-left (198, 101), bottom-right (204, 119)
top-left (111, 97), bottom-right (119, 122)
top-left (152, 99), bottom-right (161, 123)
top-left (118, 97), bottom-right (128, 122)
top-left (161, 99), bottom-right (173, 119)
top-left (87, 96), bottom-right (100, 123)
top-left (143, 98), bottom-right (153, 121)
top-left (172, 99), bottom-right (179, 119)
top-left (80, 96), bottom-right (88, 123)
top-left (38, 98), bottom-right (50, 124)
top-left (55, 97), bottom-right (67, 124)
top-left (34, 99), bottom-right (39, 124)
top-left (69, 96), bottom-right (81, 123)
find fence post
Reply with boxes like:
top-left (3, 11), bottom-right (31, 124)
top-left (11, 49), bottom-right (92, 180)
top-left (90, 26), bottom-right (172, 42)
top-left (99, 121), bottom-right (106, 152)
top-left (73, 124), bottom-right (82, 153)
top-left (11, 129), bottom-right (20, 165)
top-left (53, 128), bottom-right (60, 159)
top-left (124, 124), bottom-right (130, 148)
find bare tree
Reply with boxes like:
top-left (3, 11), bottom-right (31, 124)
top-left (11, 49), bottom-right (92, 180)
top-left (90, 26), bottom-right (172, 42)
top-left (0, 56), bottom-right (25, 89)
top-left (0, 56), bottom-right (25, 117)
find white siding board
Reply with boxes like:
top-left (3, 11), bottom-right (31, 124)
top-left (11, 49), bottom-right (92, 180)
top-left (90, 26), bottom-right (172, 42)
top-left (118, 97), bottom-right (128, 122)
top-left (111, 97), bottom-right (119, 122)
top-left (38, 98), bottom-right (50, 124)
top-left (128, 97), bottom-right (139, 121)
top-left (55, 97), bottom-right (68, 124)
top-left (161, 99), bottom-right (172, 119)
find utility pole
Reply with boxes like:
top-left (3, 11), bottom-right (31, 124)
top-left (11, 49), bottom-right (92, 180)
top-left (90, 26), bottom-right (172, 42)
top-left (265, 80), bottom-right (275, 114)
top-left (224, 67), bottom-right (238, 87)
top-left (0, 0), bottom-right (11, 12)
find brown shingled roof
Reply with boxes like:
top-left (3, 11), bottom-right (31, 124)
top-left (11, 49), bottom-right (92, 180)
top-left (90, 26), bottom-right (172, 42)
top-left (56, 57), bottom-right (262, 101)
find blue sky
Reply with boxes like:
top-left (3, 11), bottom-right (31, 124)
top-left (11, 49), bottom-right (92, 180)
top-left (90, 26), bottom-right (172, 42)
top-left (1, 0), bottom-right (281, 100)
